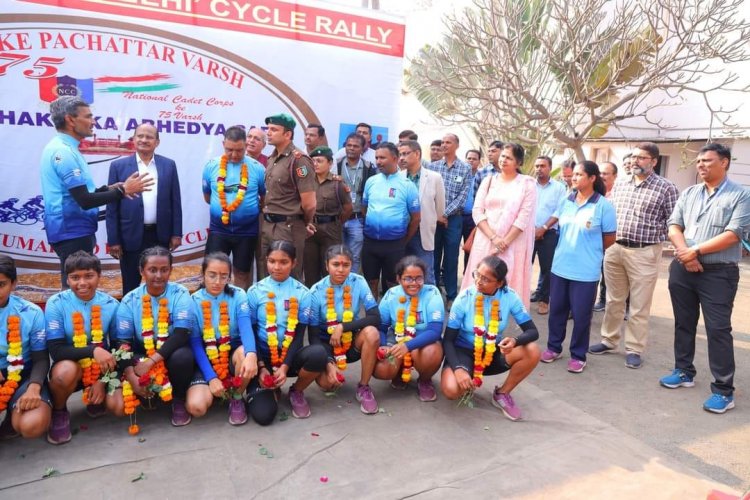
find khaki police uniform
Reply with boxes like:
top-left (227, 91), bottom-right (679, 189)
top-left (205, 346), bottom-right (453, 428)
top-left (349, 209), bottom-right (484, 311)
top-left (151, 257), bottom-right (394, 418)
top-left (303, 173), bottom-right (352, 287)
top-left (259, 143), bottom-right (316, 280)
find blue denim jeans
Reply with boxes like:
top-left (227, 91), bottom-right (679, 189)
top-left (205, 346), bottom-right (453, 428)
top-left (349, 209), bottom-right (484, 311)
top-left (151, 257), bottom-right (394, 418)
top-left (406, 230), bottom-right (435, 285)
top-left (343, 218), bottom-right (364, 274)
top-left (434, 213), bottom-right (462, 300)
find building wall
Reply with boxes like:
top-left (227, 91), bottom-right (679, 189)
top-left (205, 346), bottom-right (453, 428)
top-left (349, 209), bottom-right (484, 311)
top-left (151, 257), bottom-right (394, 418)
top-left (583, 139), bottom-right (750, 192)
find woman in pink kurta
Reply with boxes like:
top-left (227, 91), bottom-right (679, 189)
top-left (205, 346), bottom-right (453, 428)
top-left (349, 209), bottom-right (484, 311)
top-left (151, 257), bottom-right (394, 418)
top-left (462, 144), bottom-right (536, 308)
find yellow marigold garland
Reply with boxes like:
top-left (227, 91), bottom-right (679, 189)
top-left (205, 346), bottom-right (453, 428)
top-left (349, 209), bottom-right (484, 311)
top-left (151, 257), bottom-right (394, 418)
top-left (264, 292), bottom-right (299, 370)
top-left (140, 295), bottom-right (173, 402)
top-left (72, 305), bottom-right (103, 404)
top-left (0, 316), bottom-right (23, 412)
top-left (472, 295), bottom-right (500, 388)
top-left (122, 380), bottom-right (140, 435)
top-left (326, 286), bottom-right (355, 370)
top-left (217, 155), bottom-right (248, 225)
top-left (201, 300), bottom-right (231, 381)
top-left (394, 296), bottom-right (417, 383)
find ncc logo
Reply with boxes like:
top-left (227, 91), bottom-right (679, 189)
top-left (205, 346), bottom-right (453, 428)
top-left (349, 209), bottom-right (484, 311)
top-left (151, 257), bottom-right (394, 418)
top-left (39, 75), bottom-right (94, 103)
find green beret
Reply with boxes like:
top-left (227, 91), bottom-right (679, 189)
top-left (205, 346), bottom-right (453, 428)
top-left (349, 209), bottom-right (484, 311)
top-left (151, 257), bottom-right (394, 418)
top-left (264, 113), bottom-right (296, 131)
top-left (309, 146), bottom-right (333, 160)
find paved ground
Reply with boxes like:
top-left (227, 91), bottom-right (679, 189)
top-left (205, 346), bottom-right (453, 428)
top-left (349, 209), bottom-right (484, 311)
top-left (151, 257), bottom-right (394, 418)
top-left (0, 256), bottom-right (747, 499)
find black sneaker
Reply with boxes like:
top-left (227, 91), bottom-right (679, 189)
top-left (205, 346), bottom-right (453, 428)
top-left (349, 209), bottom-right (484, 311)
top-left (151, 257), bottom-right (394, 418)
top-left (588, 342), bottom-right (616, 355)
top-left (592, 300), bottom-right (605, 312)
top-left (530, 292), bottom-right (541, 303)
top-left (625, 353), bottom-right (642, 369)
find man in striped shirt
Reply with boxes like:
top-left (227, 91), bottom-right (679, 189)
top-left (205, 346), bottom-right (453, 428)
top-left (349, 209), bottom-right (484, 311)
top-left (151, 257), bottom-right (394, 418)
top-left (589, 142), bottom-right (678, 369)
top-left (428, 133), bottom-right (472, 303)
top-left (660, 143), bottom-right (750, 414)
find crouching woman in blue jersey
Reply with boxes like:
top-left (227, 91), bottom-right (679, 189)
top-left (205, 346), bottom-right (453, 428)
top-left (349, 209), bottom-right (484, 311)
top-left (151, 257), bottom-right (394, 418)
top-left (187, 252), bottom-right (258, 426)
top-left (0, 255), bottom-right (51, 441)
top-left (375, 256), bottom-right (445, 403)
top-left (45, 251), bottom-right (120, 445)
top-left (247, 240), bottom-right (327, 423)
top-left (441, 256), bottom-right (540, 421)
top-left (113, 247), bottom-right (195, 427)
top-left (308, 245), bottom-right (381, 414)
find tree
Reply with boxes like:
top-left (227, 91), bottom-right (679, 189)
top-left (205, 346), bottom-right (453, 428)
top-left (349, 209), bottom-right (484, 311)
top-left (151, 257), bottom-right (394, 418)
top-left (405, 0), bottom-right (750, 163)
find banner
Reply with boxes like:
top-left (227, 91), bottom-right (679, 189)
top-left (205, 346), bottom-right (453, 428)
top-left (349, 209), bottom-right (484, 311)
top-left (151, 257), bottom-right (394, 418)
top-left (0, 0), bottom-right (405, 272)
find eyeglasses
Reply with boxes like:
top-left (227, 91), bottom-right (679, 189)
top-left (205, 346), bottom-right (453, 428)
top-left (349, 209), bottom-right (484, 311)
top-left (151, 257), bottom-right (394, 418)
top-left (472, 270), bottom-right (496, 284)
top-left (631, 155), bottom-right (653, 161)
top-left (401, 276), bottom-right (424, 285)
top-left (205, 273), bottom-right (230, 283)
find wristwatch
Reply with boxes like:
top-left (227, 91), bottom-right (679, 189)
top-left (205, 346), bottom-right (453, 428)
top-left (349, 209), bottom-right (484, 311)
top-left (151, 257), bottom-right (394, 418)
top-left (690, 244), bottom-right (701, 256)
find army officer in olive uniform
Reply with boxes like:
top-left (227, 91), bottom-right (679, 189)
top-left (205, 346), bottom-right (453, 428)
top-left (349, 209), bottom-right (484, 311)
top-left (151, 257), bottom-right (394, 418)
top-left (303, 146), bottom-right (353, 287)
top-left (260, 113), bottom-right (317, 280)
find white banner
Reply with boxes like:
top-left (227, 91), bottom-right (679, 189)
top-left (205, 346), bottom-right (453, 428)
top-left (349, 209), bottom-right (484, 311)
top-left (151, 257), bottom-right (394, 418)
top-left (0, 0), bottom-right (405, 272)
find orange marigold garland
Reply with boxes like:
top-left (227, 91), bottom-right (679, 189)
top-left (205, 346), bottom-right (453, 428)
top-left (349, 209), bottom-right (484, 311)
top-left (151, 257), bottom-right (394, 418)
top-left (0, 316), bottom-right (23, 412)
top-left (326, 286), bottom-right (355, 371)
top-left (122, 380), bottom-right (140, 435)
top-left (265, 292), bottom-right (299, 372)
top-left (201, 300), bottom-right (231, 381)
top-left (139, 295), bottom-right (173, 402)
top-left (394, 296), bottom-right (417, 383)
top-left (403, 296), bottom-right (419, 382)
top-left (217, 155), bottom-right (248, 224)
top-left (281, 297), bottom-right (299, 364)
top-left (472, 296), bottom-right (500, 388)
top-left (72, 305), bottom-right (103, 404)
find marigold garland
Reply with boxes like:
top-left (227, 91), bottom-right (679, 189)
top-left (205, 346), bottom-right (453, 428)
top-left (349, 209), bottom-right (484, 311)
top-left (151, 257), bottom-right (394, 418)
top-left (140, 295), bottom-right (173, 402)
top-left (72, 305), bottom-right (104, 404)
top-left (217, 155), bottom-right (249, 225)
top-left (265, 292), bottom-right (299, 371)
top-left (201, 300), bottom-right (231, 381)
top-left (122, 380), bottom-right (140, 435)
top-left (326, 286), bottom-right (354, 371)
top-left (394, 296), bottom-right (417, 383)
top-left (0, 316), bottom-right (23, 412)
top-left (472, 295), bottom-right (500, 388)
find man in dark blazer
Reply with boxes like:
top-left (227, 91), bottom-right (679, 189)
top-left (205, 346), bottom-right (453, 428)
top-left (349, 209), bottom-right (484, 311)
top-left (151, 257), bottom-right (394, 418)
top-left (106, 123), bottom-right (183, 295)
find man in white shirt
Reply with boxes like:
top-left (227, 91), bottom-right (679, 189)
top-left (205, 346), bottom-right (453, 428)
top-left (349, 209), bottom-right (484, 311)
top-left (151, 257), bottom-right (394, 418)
top-left (106, 123), bottom-right (183, 295)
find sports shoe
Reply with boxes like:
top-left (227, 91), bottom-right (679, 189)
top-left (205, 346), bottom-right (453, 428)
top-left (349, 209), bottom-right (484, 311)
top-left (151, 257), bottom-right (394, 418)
top-left (659, 369), bottom-right (695, 389)
top-left (417, 380), bottom-right (437, 402)
top-left (567, 359), bottom-right (586, 373)
top-left (540, 349), bottom-right (562, 363)
top-left (289, 387), bottom-right (311, 419)
top-left (530, 292), bottom-right (540, 303)
top-left (592, 300), bottom-right (605, 312)
top-left (171, 399), bottom-right (192, 427)
top-left (355, 383), bottom-right (379, 414)
top-left (86, 403), bottom-right (107, 419)
top-left (47, 409), bottom-right (72, 445)
top-left (537, 302), bottom-right (549, 315)
top-left (0, 415), bottom-right (19, 440)
top-left (492, 391), bottom-right (522, 421)
top-left (703, 393), bottom-right (735, 414)
top-left (588, 342), bottom-right (616, 355)
top-left (228, 398), bottom-right (248, 426)
top-left (625, 353), bottom-right (642, 369)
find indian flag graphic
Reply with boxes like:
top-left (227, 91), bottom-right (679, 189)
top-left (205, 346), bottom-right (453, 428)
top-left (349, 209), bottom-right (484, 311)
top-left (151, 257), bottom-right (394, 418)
top-left (95, 73), bottom-right (179, 93)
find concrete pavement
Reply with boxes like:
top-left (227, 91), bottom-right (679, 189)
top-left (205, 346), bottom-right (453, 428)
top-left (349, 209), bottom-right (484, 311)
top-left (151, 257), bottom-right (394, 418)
top-left (0, 256), bottom-right (747, 498)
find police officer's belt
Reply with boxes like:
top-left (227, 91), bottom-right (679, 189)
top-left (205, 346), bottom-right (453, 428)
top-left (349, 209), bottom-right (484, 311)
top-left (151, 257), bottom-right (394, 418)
top-left (263, 213), bottom-right (303, 223)
top-left (313, 215), bottom-right (337, 224)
